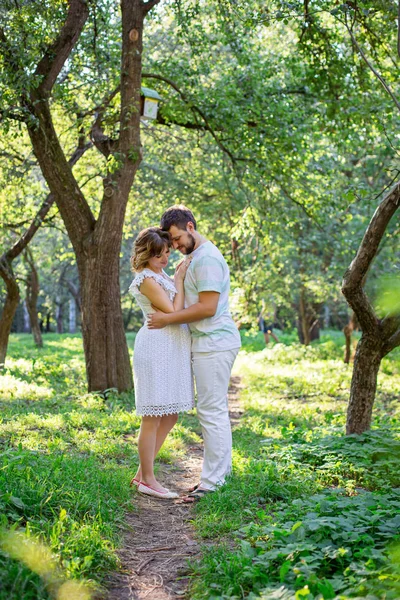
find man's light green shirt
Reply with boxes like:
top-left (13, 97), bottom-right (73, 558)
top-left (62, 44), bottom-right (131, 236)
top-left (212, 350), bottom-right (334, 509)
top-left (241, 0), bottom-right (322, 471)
top-left (184, 240), bottom-right (241, 353)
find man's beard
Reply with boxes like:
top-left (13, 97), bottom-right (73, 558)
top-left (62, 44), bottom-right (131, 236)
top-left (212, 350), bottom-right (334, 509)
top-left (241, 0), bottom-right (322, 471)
top-left (183, 233), bottom-right (196, 255)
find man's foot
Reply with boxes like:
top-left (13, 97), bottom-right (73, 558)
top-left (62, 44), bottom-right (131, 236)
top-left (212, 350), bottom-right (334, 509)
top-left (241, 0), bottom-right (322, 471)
top-left (182, 488), bottom-right (213, 503)
top-left (187, 482), bottom-right (200, 493)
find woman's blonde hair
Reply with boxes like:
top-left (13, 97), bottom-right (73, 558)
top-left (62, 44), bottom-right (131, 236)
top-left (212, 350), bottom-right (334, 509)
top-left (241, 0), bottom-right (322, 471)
top-left (131, 227), bottom-right (171, 272)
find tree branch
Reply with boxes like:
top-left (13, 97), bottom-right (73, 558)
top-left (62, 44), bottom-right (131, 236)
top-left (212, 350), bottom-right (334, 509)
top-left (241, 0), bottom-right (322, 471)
top-left (35, 0), bottom-right (89, 95)
top-left (345, 20), bottom-right (400, 114)
top-left (271, 175), bottom-right (324, 229)
top-left (382, 327), bottom-right (400, 356)
top-left (142, 72), bottom-right (237, 164)
top-left (3, 141), bottom-right (92, 262)
top-left (342, 181), bottom-right (400, 333)
top-left (89, 86), bottom-right (120, 157)
top-left (398, 0), bottom-right (400, 59)
top-left (141, 0), bottom-right (161, 16)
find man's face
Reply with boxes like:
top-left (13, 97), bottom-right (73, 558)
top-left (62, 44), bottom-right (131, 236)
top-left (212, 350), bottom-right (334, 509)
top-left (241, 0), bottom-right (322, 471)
top-left (169, 225), bottom-right (196, 255)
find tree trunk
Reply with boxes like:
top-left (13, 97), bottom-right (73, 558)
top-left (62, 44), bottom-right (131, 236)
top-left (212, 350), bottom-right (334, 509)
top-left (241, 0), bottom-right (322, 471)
top-left (342, 182), bottom-right (400, 434)
top-left (79, 246), bottom-right (132, 391)
top-left (23, 301), bottom-right (31, 333)
top-left (0, 138), bottom-right (90, 365)
top-left (298, 289), bottom-right (311, 345)
top-left (25, 252), bottom-right (43, 347)
top-left (323, 304), bottom-right (330, 329)
top-left (56, 296), bottom-right (64, 333)
top-left (297, 289), bottom-right (321, 345)
top-left (346, 334), bottom-right (382, 434)
top-left (343, 312), bottom-right (358, 364)
top-left (69, 298), bottom-right (77, 333)
top-left (4, 0), bottom-right (159, 392)
top-left (0, 260), bottom-right (20, 368)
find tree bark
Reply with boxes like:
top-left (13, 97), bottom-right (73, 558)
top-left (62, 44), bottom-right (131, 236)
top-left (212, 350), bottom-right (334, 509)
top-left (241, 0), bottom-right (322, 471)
top-left (79, 245), bottom-right (132, 391)
top-left (346, 335), bottom-right (382, 434)
top-left (297, 289), bottom-right (321, 345)
top-left (342, 181), bottom-right (400, 434)
top-left (56, 297), bottom-right (64, 334)
top-left (343, 312), bottom-right (358, 364)
top-left (0, 259), bottom-right (20, 368)
top-left (24, 250), bottom-right (43, 348)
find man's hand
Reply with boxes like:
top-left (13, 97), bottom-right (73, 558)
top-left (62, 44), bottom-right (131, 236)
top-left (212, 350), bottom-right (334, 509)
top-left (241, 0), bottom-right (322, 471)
top-left (147, 310), bottom-right (170, 329)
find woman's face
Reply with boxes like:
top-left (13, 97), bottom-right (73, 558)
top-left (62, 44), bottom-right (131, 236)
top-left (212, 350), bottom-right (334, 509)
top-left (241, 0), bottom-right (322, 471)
top-left (147, 245), bottom-right (170, 271)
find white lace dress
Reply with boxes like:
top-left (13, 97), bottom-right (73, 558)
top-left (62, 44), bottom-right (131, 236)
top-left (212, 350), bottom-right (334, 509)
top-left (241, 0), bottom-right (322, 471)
top-left (129, 268), bottom-right (194, 416)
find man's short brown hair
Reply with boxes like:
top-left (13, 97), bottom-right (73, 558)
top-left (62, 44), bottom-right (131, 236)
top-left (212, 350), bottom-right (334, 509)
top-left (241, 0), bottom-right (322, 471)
top-left (160, 205), bottom-right (197, 231)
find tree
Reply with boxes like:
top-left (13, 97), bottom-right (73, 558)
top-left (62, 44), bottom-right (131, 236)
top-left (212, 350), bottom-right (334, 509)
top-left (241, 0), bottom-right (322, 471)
top-left (1, 0), bottom-right (161, 391)
top-left (342, 183), bottom-right (400, 434)
top-left (0, 141), bottom-right (90, 368)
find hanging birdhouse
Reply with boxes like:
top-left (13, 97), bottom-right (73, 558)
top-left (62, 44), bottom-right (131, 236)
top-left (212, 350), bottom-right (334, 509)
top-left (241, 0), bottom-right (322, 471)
top-left (140, 87), bottom-right (162, 120)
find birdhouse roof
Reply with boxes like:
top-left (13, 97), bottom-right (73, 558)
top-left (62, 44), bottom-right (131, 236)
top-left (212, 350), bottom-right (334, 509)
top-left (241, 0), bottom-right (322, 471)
top-left (141, 87), bottom-right (162, 100)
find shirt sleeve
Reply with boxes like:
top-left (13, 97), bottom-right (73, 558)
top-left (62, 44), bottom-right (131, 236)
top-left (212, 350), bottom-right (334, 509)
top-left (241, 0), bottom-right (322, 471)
top-left (193, 255), bottom-right (224, 293)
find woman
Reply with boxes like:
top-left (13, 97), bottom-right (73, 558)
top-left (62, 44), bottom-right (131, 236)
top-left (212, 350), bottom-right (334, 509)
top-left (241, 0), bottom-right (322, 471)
top-left (129, 227), bottom-right (194, 499)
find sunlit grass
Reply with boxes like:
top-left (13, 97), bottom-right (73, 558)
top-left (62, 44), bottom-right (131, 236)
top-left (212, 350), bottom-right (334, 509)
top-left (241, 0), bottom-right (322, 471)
top-left (189, 331), bottom-right (400, 599)
top-left (0, 332), bottom-right (191, 599)
top-left (2, 331), bottom-right (400, 600)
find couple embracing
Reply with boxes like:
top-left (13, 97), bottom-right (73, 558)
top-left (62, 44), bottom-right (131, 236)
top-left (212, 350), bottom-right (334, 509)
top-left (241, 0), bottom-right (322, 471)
top-left (129, 205), bottom-right (241, 502)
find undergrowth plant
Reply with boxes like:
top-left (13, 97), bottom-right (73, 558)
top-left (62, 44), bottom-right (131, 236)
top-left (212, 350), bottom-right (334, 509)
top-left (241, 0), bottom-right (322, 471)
top-left (189, 332), bottom-right (400, 600)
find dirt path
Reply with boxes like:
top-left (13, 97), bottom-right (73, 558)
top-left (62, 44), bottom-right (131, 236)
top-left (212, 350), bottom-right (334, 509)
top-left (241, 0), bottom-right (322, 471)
top-left (105, 376), bottom-right (243, 600)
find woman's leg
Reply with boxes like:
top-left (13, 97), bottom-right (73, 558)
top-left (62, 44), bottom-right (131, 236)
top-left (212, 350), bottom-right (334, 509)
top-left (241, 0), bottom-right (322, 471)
top-left (137, 415), bottom-right (169, 492)
top-left (134, 414), bottom-right (178, 483)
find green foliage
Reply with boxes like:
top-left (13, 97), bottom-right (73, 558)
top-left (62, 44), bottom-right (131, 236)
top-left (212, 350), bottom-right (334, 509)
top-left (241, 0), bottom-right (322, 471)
top-left (375, 276), bottom-right (400, 317)
top-left (194, 490), bottom-right (400, 599)
top-left (189, 332), bottom-right (400, 600)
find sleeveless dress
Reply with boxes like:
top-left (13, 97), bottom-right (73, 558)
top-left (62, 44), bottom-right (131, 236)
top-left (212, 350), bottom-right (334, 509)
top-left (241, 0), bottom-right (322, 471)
top-left (129, 268), bottom-right (194, 416)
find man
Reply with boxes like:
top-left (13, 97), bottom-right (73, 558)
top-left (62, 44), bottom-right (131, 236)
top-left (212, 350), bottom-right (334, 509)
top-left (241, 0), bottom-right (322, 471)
top-left (147, 205), bottom-right (241, 502)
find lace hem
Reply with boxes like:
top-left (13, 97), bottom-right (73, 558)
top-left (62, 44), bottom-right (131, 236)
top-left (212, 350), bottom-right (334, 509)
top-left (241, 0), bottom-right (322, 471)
top-left (136, 400), bottom-right (194, 417)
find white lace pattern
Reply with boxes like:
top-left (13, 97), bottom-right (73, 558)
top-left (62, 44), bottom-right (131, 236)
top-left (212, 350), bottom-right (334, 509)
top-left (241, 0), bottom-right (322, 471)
top-left (129, 268), bottom-right (194, 417)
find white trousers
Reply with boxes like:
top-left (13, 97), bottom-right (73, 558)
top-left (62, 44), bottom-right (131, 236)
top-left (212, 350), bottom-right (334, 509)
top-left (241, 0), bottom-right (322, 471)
top-left (192, 348), bottom-right (239, 490)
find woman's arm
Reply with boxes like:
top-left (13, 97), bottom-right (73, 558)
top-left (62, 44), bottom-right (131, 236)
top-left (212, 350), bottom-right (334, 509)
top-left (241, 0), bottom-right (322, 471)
top-left (139, 259), bottom-right (191, 313)
top-left (148, 291), bottom-right (219, 328)
top-left (139, 278), bottom-right (175, 313)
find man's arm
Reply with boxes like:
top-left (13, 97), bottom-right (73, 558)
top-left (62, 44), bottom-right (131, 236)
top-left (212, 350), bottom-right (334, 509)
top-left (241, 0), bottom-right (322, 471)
top-left (147, 291), bottom-right (219, 329)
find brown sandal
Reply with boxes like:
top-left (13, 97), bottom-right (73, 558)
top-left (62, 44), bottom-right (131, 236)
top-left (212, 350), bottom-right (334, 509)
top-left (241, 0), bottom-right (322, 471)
top-left (187, 482), bottom-right (200, 493)
top-left (182, 489), bottom-right (213, 503)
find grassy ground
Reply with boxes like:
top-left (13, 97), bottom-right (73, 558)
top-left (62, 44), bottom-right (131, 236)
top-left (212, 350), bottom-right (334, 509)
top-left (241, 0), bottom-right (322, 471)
top-left (0, 331), bottom-right (399, 600)
top-left (188, 330), bottom-right (400, 600)
top-left (0, 333), bottom-right (199, 599)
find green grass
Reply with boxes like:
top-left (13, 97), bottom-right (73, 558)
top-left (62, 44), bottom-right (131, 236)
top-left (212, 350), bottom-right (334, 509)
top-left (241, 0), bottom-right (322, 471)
top-left (1, 331), bottom-right (400, 600)
top-left (188, 331), bottom-right (400, 600)
top-left (0, 333), bottom-right (197, 599)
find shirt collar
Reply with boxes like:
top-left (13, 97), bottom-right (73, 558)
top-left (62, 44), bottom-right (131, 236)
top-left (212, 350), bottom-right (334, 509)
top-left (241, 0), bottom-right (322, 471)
top-left (190, 240), bottom-right (210, 258)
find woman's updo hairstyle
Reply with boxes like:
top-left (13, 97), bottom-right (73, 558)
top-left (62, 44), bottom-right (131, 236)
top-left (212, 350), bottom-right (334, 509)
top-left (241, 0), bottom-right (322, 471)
top-left (131, 227), bottom-right (172, 272)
